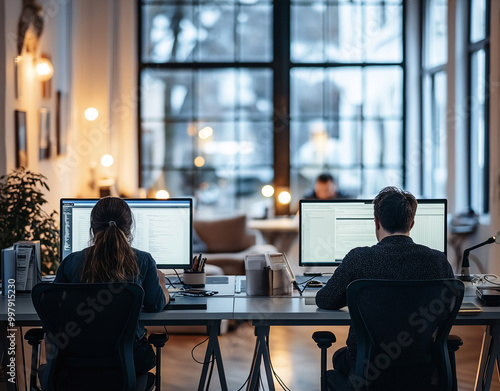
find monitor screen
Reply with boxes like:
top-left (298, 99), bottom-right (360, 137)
top-left (299, 199), bottom-right (447, 267)
top-left (60, 198), bottom-right (193, 269)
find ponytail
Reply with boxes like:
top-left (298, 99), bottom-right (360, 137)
top-left (81, 197), bottom-right (139, 283)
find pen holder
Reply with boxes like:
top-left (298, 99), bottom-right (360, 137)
top-left (183, 270), bottom-right (206, 287)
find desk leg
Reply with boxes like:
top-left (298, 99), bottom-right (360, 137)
top-left (474, 323), bottom-right (500, 391)
top-left (247, 325), bottom-right (275, 391)
top-left (197, 320), bottom-right (228, 391)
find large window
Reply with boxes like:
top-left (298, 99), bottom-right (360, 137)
top-left (421, 0), bottom-right (447, 198)
top-left (139, 0), bottom-right (404, 214)
top-left (468, 0), bottom-right (489, 214)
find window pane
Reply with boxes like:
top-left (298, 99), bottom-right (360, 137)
top-left (197, 4), bottom-right (236, 62)
top-left (422, 71), bottom-right (447, 198)
top-left (141, 70), bottom-right (194, 120)
top-left (291, 2), bottom-right (402, 63)
top-left (326, 3), bottom-right (363, 62)
top-left (196, 69), bottom-right (273, 119)
top-left (239, 122), bottom-right (273, 166)
top-left (364, 66), bottom-right (403, 118)
top-left (142, 5), bottom-right (195, 63)
top-left (326, 68), bottom-right (363, 119)
top-left (291, 5), bottom-right (326, 63)
top-left (363, 168), bottom-right (403, 196)
top-left (425, 0), bottom-right (447, 68)
top-left (238, 5), bottom-right (273, 62)
top-left (142, 2), bottom-right (272, 63)
top-left (470, 0), bottom-right (486, 43)
top-left (290, 120), bottom-right (361, 168)
top-left (363, 5), bottom-right (403, 63)
top-left (470, 49), bottom-right (486, 213)
top-left (363, 120), bottom-right (402, 167)
top-left (290, 68), bottom-right (325, 118)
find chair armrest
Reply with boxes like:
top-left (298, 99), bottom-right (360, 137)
top-left (148, 333), bottom-right (168, 348)
top-left (24, 328), bottom-right (45, 346)
top-left (312, 331), bottom-right (336, 349)
top-left (447, 334), bottom-right (463, 352)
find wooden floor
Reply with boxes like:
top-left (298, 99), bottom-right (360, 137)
top-left (156, 323), bottom-right (500, 391)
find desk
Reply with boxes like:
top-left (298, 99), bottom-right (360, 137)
top-left (2, 278), bottom-right (500, 391)
top-left (233, 292), bottom-right (500, 391)
top-left (248, 218), bottom-right (299, 254)
top-left (0, 280), bottom-right (235, 391)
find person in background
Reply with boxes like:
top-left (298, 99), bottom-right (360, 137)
top-left (303, 173), bottom-right (339, 200)
top-left (315, 186), bottom-right (453, 381)
top-left (55, 197), bottom-right (169, 376)
top-left (291, 173), bottom-right (343, 215)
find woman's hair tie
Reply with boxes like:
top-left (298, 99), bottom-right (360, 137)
top-left (108, 220), bottom-right (117, 227)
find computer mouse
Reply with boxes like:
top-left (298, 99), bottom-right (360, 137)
top-left (307, 280), bottom-right (323, 288)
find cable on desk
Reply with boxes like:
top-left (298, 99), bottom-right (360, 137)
top-left (173, 268), bottom-right (188, 287)
top-left (483, 275), bottom-right (500, 285)
top-left (191, 336), bottom-right (214, 365)
top-left (296, 276), bottom-right (319, 296)
top-left (164, 275), bottom-right (177, 289)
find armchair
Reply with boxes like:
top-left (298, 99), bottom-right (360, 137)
top-left (312, 279), bottom-right (464, 391)
top-left (25, 282), bottom-right (167, 391)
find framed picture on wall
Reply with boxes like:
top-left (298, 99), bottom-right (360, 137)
top-left (15, 110), bottom-right (28, 168)
top-left (39, 108), bottom-right (50, 160)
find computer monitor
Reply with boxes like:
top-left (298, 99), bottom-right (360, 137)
top-left (299, 199), bottom-right (447, 267)
top-left (60, 198), bottom-right (193, 269)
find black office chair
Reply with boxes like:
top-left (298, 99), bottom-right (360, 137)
top-left (313, 279), bottom-right (464, 391)
top-left (25, 282), bottom-right (168, 391)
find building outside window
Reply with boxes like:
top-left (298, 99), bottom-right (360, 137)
top-left (139, 0), bottom-right (404, 215)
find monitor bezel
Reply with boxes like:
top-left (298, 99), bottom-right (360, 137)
top-left (60, 198), bottom-right (193, 270)
top-left (299, 198), bottom-right (447, 267)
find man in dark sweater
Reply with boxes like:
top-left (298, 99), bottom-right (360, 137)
top-left (315, 186), bottom-right (454, 378)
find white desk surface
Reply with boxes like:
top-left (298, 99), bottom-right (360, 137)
top-left (2, 276), bottom-right (500, 324)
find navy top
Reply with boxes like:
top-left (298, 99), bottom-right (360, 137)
top-left (55, 247), bottom-right (167, 339)
top-left (315, 235), bottom-right (454, 372)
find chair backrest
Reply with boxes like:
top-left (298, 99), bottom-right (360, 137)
top-left (32, 282), bottom-right (144, 391)
top-left (346, 279), bottom-right (464, 391)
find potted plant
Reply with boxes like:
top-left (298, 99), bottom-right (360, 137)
top-left (0, 168), bottom-right (60, 275)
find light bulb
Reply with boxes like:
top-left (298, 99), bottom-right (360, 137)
top-left (85, 107), bottom-right (99, 121)
top-left (35, 58), bottom-right (54, 81)
top-left (194, 156), bottom-right (205, 167)
top-left (261, 185), bottom-right (274, 197)
top-left (156, 190), bottom-right (170, 199)
top-left (100, 154), bottom-right (114, 167)
top-left (278, 191), bottom-right (291, 205)
top-left (198, 126), bottom-right (213, 140)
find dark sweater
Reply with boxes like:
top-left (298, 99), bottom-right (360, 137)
top-left (315, 235), bottom-right (454, 371)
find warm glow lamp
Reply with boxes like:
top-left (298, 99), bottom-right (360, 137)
top-left (100, 154), bottom-right (114, 168)
top-left (278, 191), bottom-right (291, 205)
top-left (85, 107), bottom-right (99, 121)
top-left (262, 185), bottom-right (274, 197)
top-left (35, 58), bottom-right (54, 81)
top-left (156, 190), bottom-right (170, 199)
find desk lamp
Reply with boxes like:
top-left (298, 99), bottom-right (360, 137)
top-left (459, 231), bottom-right (500, 281)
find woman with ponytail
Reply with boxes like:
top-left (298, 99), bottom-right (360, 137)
top-left (55, 197), bottom-right (169, 376)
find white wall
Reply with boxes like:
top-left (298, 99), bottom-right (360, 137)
top-left (1, 0), bottom-right (138, 213)
top-left (2, 0), bottom-right (78, 212)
